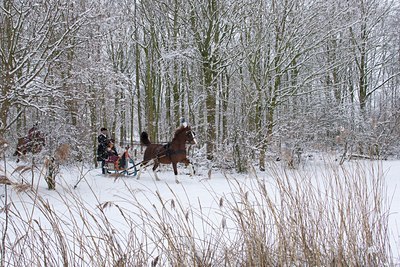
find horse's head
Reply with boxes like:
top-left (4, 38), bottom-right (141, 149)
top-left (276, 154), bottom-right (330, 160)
top-left (185, 127), bottom-right (197, 145)
top-left (174, 126), bottom-right (197, 145)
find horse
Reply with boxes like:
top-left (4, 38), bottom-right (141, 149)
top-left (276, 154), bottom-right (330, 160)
top-left (13, 133), bottom-right (45, 163)
top-left (137, 125), bottom-right (197, 183)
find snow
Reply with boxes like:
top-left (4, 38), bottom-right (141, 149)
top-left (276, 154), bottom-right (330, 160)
top-left (1, 155), bottom-right (400, 265)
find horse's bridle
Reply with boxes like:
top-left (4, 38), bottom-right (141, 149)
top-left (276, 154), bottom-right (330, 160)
top-left (186, 130), bottom-right (197, 145)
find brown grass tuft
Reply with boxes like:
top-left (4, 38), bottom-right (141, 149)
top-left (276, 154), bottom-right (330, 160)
top-left (0, 175), bottom-right (12, 185)
top-left (54, 143), bottom-right (70, 163)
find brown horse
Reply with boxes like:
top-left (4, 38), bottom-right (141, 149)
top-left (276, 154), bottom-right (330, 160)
top-left (138, 125), bottom-right (197, 183)
top-left (13, 133), bottom-right (45, 162)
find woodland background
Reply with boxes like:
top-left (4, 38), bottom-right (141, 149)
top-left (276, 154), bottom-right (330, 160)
top-left (1, 0), bottom-right (400, 171)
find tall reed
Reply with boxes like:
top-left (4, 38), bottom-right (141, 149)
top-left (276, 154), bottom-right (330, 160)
top-left (0, 158), bottom-right (393, 266)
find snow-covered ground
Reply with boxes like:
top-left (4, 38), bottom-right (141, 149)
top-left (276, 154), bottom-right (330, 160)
top-left (1, 154), bottom-right (400, 265)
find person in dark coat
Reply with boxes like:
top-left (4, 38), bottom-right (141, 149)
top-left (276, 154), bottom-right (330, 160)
top-left (97, 127), bottom-right (109, 174)
top-left (27, 122), bottom-right (43, 143)
top-left (26, 122), bottom-right (45, 150)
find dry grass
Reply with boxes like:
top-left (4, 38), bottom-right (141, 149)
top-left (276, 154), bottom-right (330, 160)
top-left (0, 157), bottom-right (394, 266)
top-left (54, 144), bottom-right (70, 163)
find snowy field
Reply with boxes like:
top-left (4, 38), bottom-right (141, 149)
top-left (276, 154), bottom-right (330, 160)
top-left (1, 154), bottom-right (400, 266)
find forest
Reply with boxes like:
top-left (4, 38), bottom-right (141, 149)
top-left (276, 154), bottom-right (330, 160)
top-left (1, 0), bottom-right (400, 171)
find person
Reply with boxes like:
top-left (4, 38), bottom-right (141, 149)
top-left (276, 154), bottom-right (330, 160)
top-left (180, 117), bottom-right (187, 127)
top-left (27, 122), bottom-right (43, 143)
top-left (28, 124), bottom-right (38, 140)
top-left (107, 139), bottom-right (124, 171)
top-left (97, 127), bottom-right (109, 174)
top-left (26, 122), bottom-right (45, 151)
top-left (107, 139), bottom-right (119, 161)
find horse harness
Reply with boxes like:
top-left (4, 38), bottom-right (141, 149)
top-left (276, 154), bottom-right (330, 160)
top-left (148, 128), bottom-right (196, 162)
top-left (157, 142), bottom-right (186, 160)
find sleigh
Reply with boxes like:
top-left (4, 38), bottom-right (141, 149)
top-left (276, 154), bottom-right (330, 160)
top-left (104, 147), bottom-right (138, 176)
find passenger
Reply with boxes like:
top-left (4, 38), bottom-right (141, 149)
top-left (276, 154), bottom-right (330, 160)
top-left (107, 139), bottom-right (119, 162)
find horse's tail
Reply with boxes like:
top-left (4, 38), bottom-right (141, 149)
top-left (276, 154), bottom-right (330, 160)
top-left (13, 137), bottom-right (24, 157)
top-left (140, 132), bottom-right (151, 146)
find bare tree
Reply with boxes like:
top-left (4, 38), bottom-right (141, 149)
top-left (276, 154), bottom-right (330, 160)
top-left (0, 0), bottom-right (90, 136)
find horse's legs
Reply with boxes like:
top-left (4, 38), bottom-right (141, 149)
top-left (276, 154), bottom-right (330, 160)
top-left (136, 162), bottom-right (149, 180)
top-left (15, 151), bottom-right (20, 163)
top-left (137, 166), bottom-right (142, 180)
top-left (137, 159), bottom-right (161, 181)
top-left (152, 160), bottom-right (160, 181)
top-left (182, 158), bottom-right (195, 177)
top-left (188, 162), bottom-right (195, 177)
top-left (172, 162), bottom-right (180, 184)
top-left (14, 150), bottom-right (25, 163)
top-left (137, 160), bottom-right (150, 180)
top-left (14, 138), bottom-right (29, 163)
